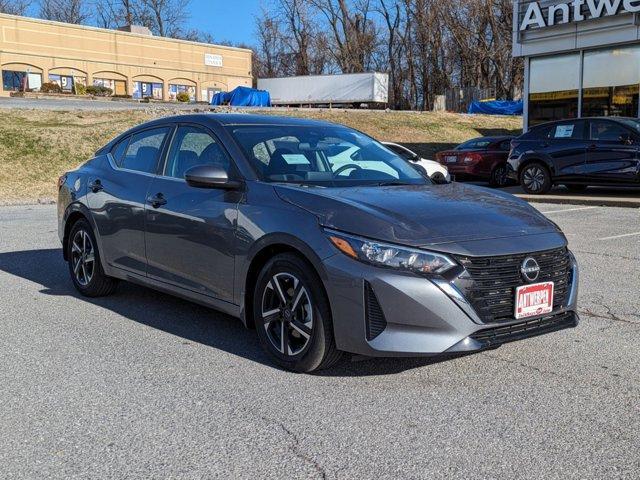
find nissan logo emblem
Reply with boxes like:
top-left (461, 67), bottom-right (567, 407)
top-left (521, 257), bottom-right (540, 283)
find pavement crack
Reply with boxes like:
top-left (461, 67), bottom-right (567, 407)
top-left (579, 298), bottom-right (639, 327)
top-left (483, 353), bottom-right (616, 390)
top-left (258, 414), bottom-right (327, 479)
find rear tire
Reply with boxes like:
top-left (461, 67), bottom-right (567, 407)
top-left (67, 219), bottom-right (118, 297)
top-left (253, 253), bottom-right (342, 373)
top-left (489, 164), bottom-right (509, 188)
top-left (520, 162), bottom-right (552, 194)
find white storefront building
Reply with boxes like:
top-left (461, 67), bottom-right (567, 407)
top-left (513, 0), bottom-right (640, 129)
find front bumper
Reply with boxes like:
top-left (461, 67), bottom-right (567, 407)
top-left (322, 251), bottom-right (579, 357)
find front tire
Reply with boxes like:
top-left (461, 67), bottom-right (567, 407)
top-left (520, 162), bottom-right (552, 194)
top-left (253, 253), bottom-right (342, 372)
top-left (67, 219), bottom-right (118, 297)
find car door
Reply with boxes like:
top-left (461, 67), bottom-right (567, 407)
top-left (87, 126), bottom-right (172, 276)
top-left (144, 124), bottom-right (241, 303)
top-left (585, 119), bottom-right (640, 183)
top-left (544, 120), bottom-right (588, 180)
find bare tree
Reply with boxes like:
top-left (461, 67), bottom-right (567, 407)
top-left (376, 0), bottom-right (404, 109)
top-left (255, 10), bottom-right (286, 78)
top-left (94, 0), bottom-right (137, 28)
top-left (40, 0), bottom-right (90, 24)
top-left (309, 0), bottom-right (379, 73)
top-left (0, 0), bottom-right (31, 15)
top-left (137, 0), bottom-right (190, 37)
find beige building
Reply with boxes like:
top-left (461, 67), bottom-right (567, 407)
top-left (0, 13), bottom-right (252, 102)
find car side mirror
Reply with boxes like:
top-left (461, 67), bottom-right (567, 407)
top-left (184, 165), bottom-right (242, 189)
top-left (431, 173), bottom-right (450, 185)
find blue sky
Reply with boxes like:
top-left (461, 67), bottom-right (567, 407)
top-left (188, 0), bottom-right (261, 45)
top-left (25, 0), bottom-right (262, 46)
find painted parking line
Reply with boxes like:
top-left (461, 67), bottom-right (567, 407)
top-left (539, 206), bottom-right (599, 214)
top-left (598, 232), bottom-right (640, 241)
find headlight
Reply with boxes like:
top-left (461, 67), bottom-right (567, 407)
top-left (326, 229), bottom-right (457, 275)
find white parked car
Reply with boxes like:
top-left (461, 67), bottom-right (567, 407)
top-left (383, 142), bottom-right (451, 183)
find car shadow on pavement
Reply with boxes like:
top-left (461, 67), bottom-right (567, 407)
top-left (0, 248), bottom-right (467, 377)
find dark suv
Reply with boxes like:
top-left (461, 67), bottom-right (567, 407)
top-left (508, 117), bottom-right (640, 194)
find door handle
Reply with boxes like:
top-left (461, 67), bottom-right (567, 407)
top-left (88, 179), bottom-right (103, 193)
top-left (587, 144), bottom-right (597, 150)
top-left (147, 193), bottom-right (167, 208)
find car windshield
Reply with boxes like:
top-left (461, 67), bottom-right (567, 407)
top-left (455, 138), bottom-right (492, 150)
top-left (615, 118), bottom-right (640, 134)
top-left (227, 125), bottom-right (428, 187)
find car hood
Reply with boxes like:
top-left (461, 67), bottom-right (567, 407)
top-left (275, 182), bottom-right (561, 248)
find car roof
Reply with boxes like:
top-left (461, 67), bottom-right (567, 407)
top-left (97, 113), bottom-right (341, 154)
top-left (530, 117), bottom-right (638, 130)
top-left (153, 113), bottom-right (337, 128)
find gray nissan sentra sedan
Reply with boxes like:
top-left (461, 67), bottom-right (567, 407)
top-left (57, 114), bottom-right (579, 372)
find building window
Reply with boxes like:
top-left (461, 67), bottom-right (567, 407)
top-left (169, 84), bottom-right (196, 101)
top-left (94, 78), bottom-right (127, 95)
top-left (49, 74), bottom-right (74, 92)
top-left (133, 81), bottom-right (163, 100)
top-left (2, 70), bottom-right (43, 92)
top-left (528, 53), bottom-right (580, 126)
top-left (582, 46), bottom-right (640, 118)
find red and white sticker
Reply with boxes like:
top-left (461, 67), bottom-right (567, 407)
top-left (515, 282), bottom-right (554, 320)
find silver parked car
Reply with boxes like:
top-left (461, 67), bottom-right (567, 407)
top-left (58, 114), bottom-right (579, 372)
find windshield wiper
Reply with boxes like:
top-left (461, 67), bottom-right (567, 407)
top-left (373, 181), bottom-right (415, 187)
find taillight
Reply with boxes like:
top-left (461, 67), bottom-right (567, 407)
top-left (463, 153), bottom-right (481, 164)
top-left (57, 174), bottom-right (67, 190)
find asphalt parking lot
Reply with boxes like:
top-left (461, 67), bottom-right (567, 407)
top-left (0, 203), bottom-right (638, 479)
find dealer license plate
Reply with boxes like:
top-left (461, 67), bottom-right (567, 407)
top-left (515, 282), bottom-right (554, 320)
top-left (445, 155), bottom-right (458, 163)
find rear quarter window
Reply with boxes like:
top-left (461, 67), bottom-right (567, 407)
top-left (110, 137), bottom-right (130, 166)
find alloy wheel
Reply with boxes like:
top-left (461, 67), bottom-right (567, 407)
top-left (493, 165), bottom-right (508, 187)
top-left (71, 229), bottom-right (95, 286)
top-left (261, 272), bottom-right (313, 356)
top-left (522, 165), bottom-right (546, 192)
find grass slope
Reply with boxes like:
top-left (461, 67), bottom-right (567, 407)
top-left (0, 108), bottom-right (522, 202)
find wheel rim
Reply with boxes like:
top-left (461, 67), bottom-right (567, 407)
top-left (523, 166), bottom-right (545, 192)
top-left (494, 166), bottom-right (507, 186)
top-left (71, 229), bottom-right (95, 286)
top-left (261, 272), bottom-right (313, 356)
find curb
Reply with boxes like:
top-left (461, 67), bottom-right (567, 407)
top-left (515, 194), bottom-right (640, 208)
top-left (0, 198), bottom-right (55, 207)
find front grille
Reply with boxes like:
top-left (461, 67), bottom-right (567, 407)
top-left (470, 311), bottom-right (578, 348)
top-left (453, 247), bottom-right (572, 323)
top-left (364, 282), bottom-right (387, 341)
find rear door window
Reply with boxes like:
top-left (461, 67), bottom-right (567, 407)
top-left (120, 127), bottom-right (171, 174)
top-left (549, 121), bottom-right (584, 140)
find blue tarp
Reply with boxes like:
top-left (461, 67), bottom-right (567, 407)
top-left (211, 86), bottom-right (271, 107)
top-left (468, 100), bottom-right (523, 116)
